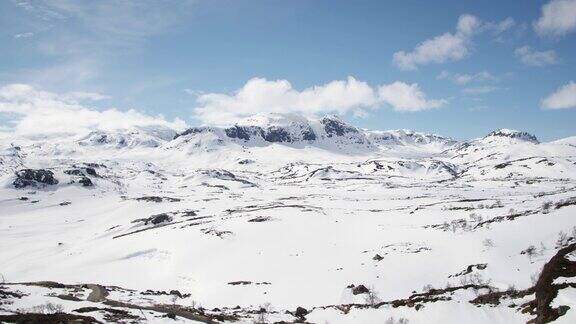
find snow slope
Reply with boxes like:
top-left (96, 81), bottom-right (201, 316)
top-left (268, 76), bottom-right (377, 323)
top-left (1, 115), bottom-right (575, 323)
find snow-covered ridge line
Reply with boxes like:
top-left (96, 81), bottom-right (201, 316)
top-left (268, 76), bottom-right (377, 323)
top-left (173, 114), bottom-right (457, 149)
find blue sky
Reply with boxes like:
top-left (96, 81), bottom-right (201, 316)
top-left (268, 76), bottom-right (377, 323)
top-left (0, 0), bottom-right (575, 141)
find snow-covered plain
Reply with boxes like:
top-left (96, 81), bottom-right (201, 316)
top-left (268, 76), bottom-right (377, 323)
top-left (1, 114), bottom-right (575, 323)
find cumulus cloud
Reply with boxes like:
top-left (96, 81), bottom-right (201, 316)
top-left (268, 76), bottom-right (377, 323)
top-left (534, 0), bottom-right (576, 36)
top-left (541, 81), bottom-right (576, 110)
top-left (0, 84), bottom-right (186, 137)
top-left (514, 46), bottom-right (558, 66)
top-left (377, 82), bottom-right (447, 112)
top-left (193, 77), bottom-right (446, 124)
top-left (393, 15), bottom-right (513, 70)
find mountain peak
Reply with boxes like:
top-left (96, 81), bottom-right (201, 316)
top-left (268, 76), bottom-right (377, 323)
top-left (235, 113), bottom-right (310, 127)
top-left (484, 128), bottom-right (539, 144)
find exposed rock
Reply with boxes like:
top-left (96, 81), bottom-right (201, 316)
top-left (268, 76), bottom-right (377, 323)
top-left (238, 159), bottom-right (255, 165)
top-left (351, 284), bottom-right (369, 295)
top-left (134, 196), bottom-right (181, 203)
top-left (131, 213), bottom-right (173, 226)
top-left (263, 126), bottom-right (292, 142)
top-left (85, 167), bottom-right (98, 176)
top-left (64, 169), bottom-right (85, 176)
top-left (78, 177), bottom-right (93, 187)
top-left (13, 169), bottom-right (58, 188)
top-left (228, 281), bottom-right (252, 285)
top-left (248, 216), bottom-right (272, 223)
top-left (373, 254), bottom-right (384, 261)
top-left (321, 116), bottom-right (358, 137)
top-left (484, 129), bottom-right (539, 144)
top-left (295, 306), bottom-right (308, 318)
top-left (0, 313), bottom-right (100, 323)
top-left (225, 125), bottom-right (263, 141)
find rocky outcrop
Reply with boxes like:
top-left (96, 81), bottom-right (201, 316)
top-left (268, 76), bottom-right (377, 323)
top-left (13, 169), bottom-right (58, 188)
top-left (320, 116), bottom-right (358, 137)
top-left (484, 129), bottom-right (539, 144)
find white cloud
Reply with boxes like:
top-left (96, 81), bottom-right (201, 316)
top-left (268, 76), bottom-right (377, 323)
top-left (462, 86), bottom-right (498, 95)
top-left (393, 33), bottom-right (468, 71)
top-left (0, 84), bottom-right (186, 137)
top-left (541, 81), bottom-right (576, 110)
top-left (491, 17), bottom-right (516, 34)
top-left (14, 32), bottom-right (34, 38)
top-left (378, 82), bottom-right (447, 112)
top-left (534, 0), bottom-right (576, 36)
top-left (514, 46), bottom-right (558, 66)
top-left (393, 15), bottom-right (513, 70)
top-left (7, 0), bottom-right (195, 89)
top-left (193, 77), bottom-right (446, 124)
top-left (437, 71), bottom-right (496, 85)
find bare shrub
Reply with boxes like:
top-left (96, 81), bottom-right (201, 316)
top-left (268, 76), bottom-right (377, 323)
top-left (364, 286), bottom-right (381, 306)
top-left (521, 245), bottom-right (537, 260)
top-left (422, 283), bottom-right (433, 292)
top-left (556, 231), bottom-right (571, 248)
top-left (483, 239), bottom-right (495, 249)
top-left (542, 201), bottom-right (552, 214)
top-left (22, 302), bottom-right (64, 314)
top-left (469, 213), bottom-right (483, 223)
top-left (255, 302), bottom-right (272, 324)
top-left (386, 317), bottom-right (409, 324)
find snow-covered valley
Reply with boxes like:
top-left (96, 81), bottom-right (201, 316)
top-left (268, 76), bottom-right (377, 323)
top-left (1, 114), bottom-right (576, 323)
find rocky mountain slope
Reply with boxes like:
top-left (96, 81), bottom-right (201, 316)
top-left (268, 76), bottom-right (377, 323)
top-left (1, 114), bottom-right (575, 323)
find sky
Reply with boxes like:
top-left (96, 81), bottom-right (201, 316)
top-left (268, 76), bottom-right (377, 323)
top-left (0, 0), bottom-right (575, 141)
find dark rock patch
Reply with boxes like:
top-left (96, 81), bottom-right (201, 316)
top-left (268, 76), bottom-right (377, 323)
top-left (141, 290), bottom-right (191, 298)
top-left (134, 196), bottom-right (181, 203)
top-left (321, 116), bottom-right (358, 137)
top-left (132, 213), bottom-right (173, 226)
top-left (248, 216), bottom-right (272, 223)
top-left (351, 284), bottom-right (369, 295)
top-left (372, 254), bottom-right (384, 261)
top-left (0, 313), bottom-right (100, 323)
top-left (73, 177), bottom-right (93, 187)
top-left (74, 306), bottom-right (140, 322)
top-left (294, 306), bottom-right (308, 318)
top-left (64, 169), bottom-right (84, 176)
top-left (449, 263), bottom-right (487, 277)
top-left (227, 281), bottom-right (270, 286)
top-left (13, 169), bottom-right (58, 188)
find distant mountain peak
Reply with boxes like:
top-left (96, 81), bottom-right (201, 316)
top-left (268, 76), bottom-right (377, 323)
top-left (484, 128), bottom-right (539, 144)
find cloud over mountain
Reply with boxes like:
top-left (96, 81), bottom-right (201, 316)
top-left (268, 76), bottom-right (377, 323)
top-left (193, 77), bottom-right (446, 125)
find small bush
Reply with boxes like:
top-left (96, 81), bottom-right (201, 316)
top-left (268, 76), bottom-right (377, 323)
top-left (364, 286), bottom-right (380, 306)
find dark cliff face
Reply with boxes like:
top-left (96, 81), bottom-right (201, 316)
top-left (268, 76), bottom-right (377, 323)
top-left (221, 124), bottom-right (317, 143)
top-left (224, 126), bottom-right (265, 141)
top-left (263, 127), bottom-right (291, 142)
top-left (320, 117), bottom-right (358, 137)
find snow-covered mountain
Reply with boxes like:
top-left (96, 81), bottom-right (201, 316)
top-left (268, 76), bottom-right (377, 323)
top-left (1, 114), bottom-right (576, 324)
top-left (171, 114), bottom-right (455, 151)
